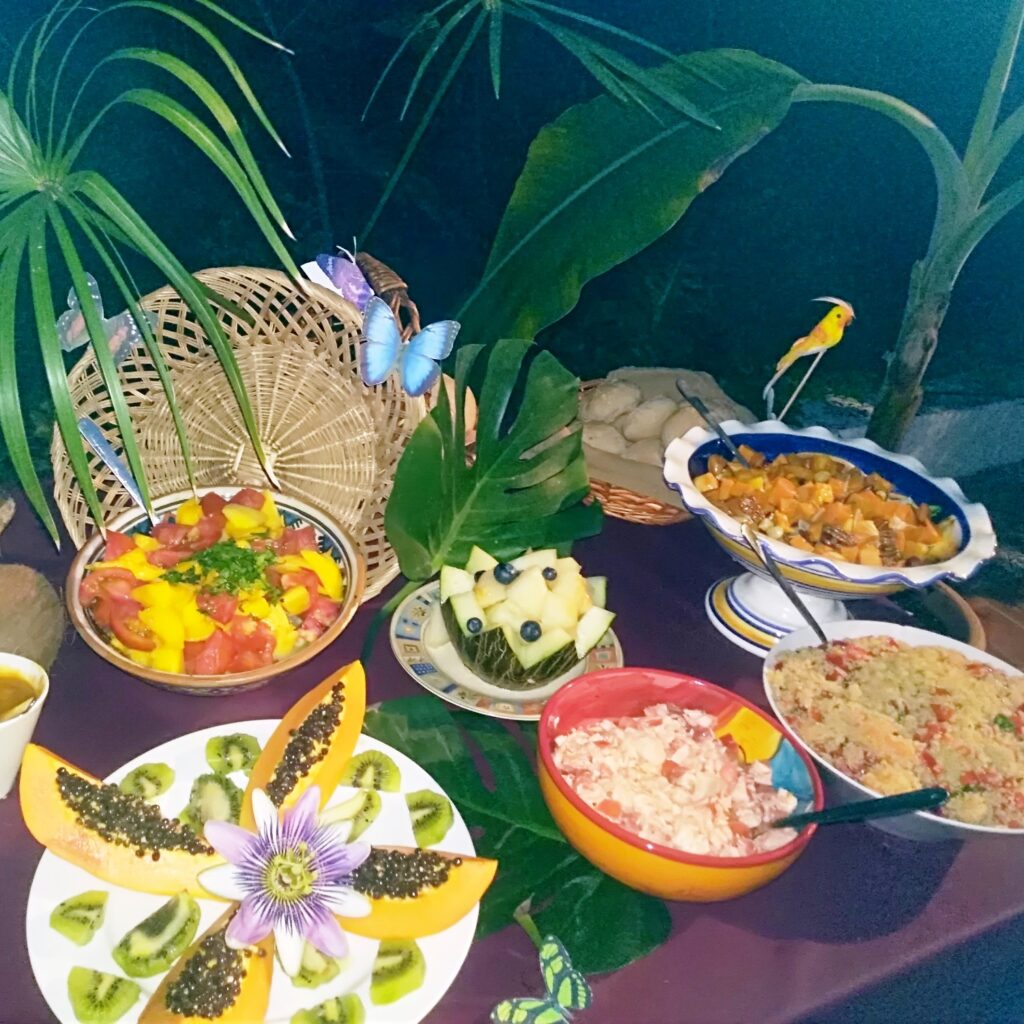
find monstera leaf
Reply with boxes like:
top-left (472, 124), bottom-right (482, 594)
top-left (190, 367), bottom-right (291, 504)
top-left (457, 49), bottom-right (805, 346)
top-left (363, 696), bottom-right (671, 973)
top-left (384, 339), bottom-right (603, 581)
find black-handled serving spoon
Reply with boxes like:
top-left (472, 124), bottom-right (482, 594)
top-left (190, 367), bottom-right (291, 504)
top-left (760, 786), bottom-right (949, 835)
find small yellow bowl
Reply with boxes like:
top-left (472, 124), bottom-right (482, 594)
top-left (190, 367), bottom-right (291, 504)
top-left (537, 667), bottom-right (824, 902)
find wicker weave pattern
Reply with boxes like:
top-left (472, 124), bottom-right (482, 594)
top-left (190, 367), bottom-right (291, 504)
top-left (51, 267), bottom-right (428, 598)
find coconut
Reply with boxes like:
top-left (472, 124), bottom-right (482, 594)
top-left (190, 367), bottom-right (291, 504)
top-left (0, 564), bottom-right (65, 669)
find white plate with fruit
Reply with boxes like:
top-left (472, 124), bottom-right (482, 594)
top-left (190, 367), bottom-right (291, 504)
top-left (390, 547), bottom-right (623, 721)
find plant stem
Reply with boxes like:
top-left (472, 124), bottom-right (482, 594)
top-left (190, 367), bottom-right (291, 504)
top-left (963, 0), bottom-right (1024, 183)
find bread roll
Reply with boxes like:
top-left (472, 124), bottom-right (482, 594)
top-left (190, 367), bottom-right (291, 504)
top-left (583, 422), bottom-right (627, 454)
top-left (620, 397), bottom-right (677, 441)
top-left (622, 437), bottom-right (664, 466)
top-left (582, 380), bottom-right (642, 423)
top-left (660, 405), bottom-right (701, 448)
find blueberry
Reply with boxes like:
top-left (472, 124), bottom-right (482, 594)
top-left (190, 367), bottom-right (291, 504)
top-left (467, 617), bottom-right (483, 635)
top-left (520, 620), bottom-right (542, 642)
top-left (542, 566), bottom-right (557, 581)
top-left (494, 562), bottom-right (519, 585)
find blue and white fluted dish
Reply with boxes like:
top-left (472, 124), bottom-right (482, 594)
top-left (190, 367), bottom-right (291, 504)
top-left (663, 420), bottom-right (997, 656)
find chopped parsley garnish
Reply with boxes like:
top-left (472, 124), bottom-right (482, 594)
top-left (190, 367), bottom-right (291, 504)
top-left (165, 542), bottom-right (276, 596)
top-left (994, 713), bottom-right (1016, 732)
top-left (928, 504), bottom-right (944, 520)
top-left (955, 783), bottom-right (987, 795)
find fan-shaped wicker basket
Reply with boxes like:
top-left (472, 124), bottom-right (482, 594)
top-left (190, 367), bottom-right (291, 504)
top-left (51, 267), bottom-right (429, 598)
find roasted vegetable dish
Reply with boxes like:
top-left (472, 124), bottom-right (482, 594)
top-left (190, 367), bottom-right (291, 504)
top-left (693, 446), bottom-right (958, 567)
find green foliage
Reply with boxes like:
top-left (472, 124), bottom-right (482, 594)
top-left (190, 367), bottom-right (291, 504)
top-left (457, 50), bottom-right (805, 348)
top-left (362, 696), bottom-right (671, 973)
top-left (361, 0), bottom-right (722, 237)
top-left (384, 339), bottom-right (602, 581)
top-left (0, 1), bottom-right (296, 544)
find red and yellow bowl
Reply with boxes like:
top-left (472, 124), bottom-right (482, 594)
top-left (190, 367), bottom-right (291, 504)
top-left (537, 667), bottom-right (824, 902)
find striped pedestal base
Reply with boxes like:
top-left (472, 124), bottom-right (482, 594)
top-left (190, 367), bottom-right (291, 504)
top-left (705, 574), bottom-right (850, 657)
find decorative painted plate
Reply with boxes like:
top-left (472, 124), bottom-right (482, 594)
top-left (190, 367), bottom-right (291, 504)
top-left (25, 721), bottom-right (478, 1024)
top-left (389, 582), bottom-right (623, 721)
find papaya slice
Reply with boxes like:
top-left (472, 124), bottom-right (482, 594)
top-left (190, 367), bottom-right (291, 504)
top-left (339, 846), bottom-right (497, 938)
top-left (139, 905), bottom-right (274, 1023)
top-left (19, 744), bottom-right (221, 897)
top-left (242, 659), bottom-right (366, 828)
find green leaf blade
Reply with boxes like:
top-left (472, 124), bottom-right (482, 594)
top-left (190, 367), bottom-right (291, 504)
top-left (457, 49), bottom-right (805, 346)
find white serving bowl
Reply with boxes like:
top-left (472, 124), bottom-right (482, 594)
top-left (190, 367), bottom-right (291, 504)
top-left (764, 619), bottom-right (1024, 842)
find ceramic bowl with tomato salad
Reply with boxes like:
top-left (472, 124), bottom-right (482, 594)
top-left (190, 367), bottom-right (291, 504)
top-left (537, 667), bottom-right (824, 902)
top-left (67, 487), bottom-right (365, 695)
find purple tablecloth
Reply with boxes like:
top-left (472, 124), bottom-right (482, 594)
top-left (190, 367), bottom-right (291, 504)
top-left (3, 506), bottom-right (1023, 1024)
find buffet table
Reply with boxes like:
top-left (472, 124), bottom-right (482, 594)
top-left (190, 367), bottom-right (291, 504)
top-left (3, 507), bottom-right (1022, 1024)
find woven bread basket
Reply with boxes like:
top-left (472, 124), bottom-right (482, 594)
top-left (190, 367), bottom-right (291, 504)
top-left (51, 266), bottom-right (429, 599)
top-left (580, 379), bottom-right (688, 526)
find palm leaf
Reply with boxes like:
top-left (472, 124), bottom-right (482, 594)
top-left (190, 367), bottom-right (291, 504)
top-left (385, 339), bottom-right (602, 581)
top-left (48, 203), bottom-right (155, 517)
top-left (76, 172), bottom-right (277, 485)
top-left (67, 199), bottom-right (198, 490)
top-left (489, 5), bottom-right (503, 99)
top-left (0, 230), bottom-right (57, 543)
top-left (26, 215), bottom-right (107, 536)
top-left (399, 0), bottom-right (478, 121)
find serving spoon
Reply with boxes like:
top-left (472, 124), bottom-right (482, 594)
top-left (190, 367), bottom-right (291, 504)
top-left (760, 786), bottom-right (949, 836)
top-left (674, 379), bottom-right (750, 468)
top-left (741, 524), bottom-right (830, 645)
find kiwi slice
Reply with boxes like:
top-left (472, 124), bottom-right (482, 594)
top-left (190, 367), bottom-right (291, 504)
top-left (292, 941), bottom-right (342, 989)
top-left (111, 892), bottom-right (200, 978)
top-left (322, 789), bottom-right (382, 841)
top-left (179, 772), bottom-right (242, 831)
top-left (370, 939), bottom-right (426, 1005)
top-left (290, 994), bottom-right (366, 1024)
top-left (118, 762), bottom-right (174, 801)
top-left (67, 967), bottom-right (140, 1024)
top-left (50, 890), bottom-right (108, 946)
top-left (405, 789), bottom-right (454, 847)
top-left (205, 733), bottom-right (261, 775)
top-left (339, 751), bottom-right (401, 792)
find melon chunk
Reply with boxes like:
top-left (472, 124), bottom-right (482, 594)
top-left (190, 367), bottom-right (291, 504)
top-left (449, 591), bottom-right (486, 636)
top-left (550, 572), bottom-right (587, 617)
top-left (473, 571), bottom-right (507, 609)
top-left (511, 549), bottom-right (557, 572)
top-left (440, 566), bottom-right (474, 602)
top-left (575, 607), bottom-right (616, 658)
top-left (540, 590), bottom-right (578, 633)
top-left (502, 625), bottom-right (574, 670)
top-left (505, 566), bottom-right (548, 613)
top-left (465, 546), bottom-right (498, 574)
top-left (554, 556), bottom-right (582, 578)
top-left (487, 600), bottom-right (527, 630)
top-left (585, 576), bottom-right (607, 609)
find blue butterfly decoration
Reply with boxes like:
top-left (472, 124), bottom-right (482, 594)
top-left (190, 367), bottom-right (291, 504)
top-left (491, 936), bottom-right (593, 1024)
top-left (56, 273), bottom-right (155, 366)
top-left (359, 295), bottom-right (459, 398)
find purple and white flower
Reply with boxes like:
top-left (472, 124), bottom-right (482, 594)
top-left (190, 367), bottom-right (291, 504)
top-left (198, 786), bottom-right (371, 976)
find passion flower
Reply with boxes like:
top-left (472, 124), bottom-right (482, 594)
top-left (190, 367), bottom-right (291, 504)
top-left (198, 786), bottom-right (370, 976)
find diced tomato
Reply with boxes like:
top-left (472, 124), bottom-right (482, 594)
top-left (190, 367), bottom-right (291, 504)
top-left (186, 511), bottom-right (225, 551)
top-left (660, 759), bottom-right (685, 783)
top-left (228, 616), bottom-right (276, 659)
top-left (200, 492), bottom-right (228, 516)
top-left (596, 799), bottom-right (622, 819)
top-left (728, 813), bottom-right (752, 838)
top-left (281, 568), bottom-right (321, 605)
top-left (79, 567), bottom-right (140, 604)
top-left (184, 630), bottom-right (235, 675)
top-left (152, 520), bottom-right (192, 548)
top-left (103, 530), bottom-right (135, 559)
top-left (230, 487), bottom-right (265, 509)
top-left (961, 769), bottom-right (1001, 787)
top-left (147, 547), bottom-right (193, 568)
top-left (921, 750), bottom-right (940, 775)
top-left (301, 595), bottom-right (341, 636)
top-left (275, 525), bottom-right (317, 555)
top-left (110, 610), bottom-right (157, 651)
top-left (197, 592), bottom-right (238, 624)
top-left (931, 704), bottom-right (954, 723)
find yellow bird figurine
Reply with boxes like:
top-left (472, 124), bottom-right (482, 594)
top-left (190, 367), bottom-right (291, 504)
top-left (763, 297), bottom-right (855, 420)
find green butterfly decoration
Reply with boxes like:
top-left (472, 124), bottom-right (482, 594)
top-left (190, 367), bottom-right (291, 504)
top-left (491, 935), bottom-right (593, 1024)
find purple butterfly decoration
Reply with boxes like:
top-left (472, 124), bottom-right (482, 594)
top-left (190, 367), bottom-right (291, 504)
top-left (310, 248), bottom-right (373, 310)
